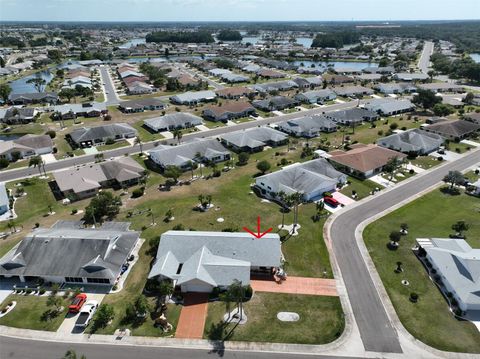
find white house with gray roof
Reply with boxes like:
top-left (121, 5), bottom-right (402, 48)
top-left (255, 158), bottom-right (346, 202)
top-left (278, 115), bottom-right (337, 138)
top-left (148, 230), bottom-right (281, 293)
top-left (295, 89), bottom-right (336, 104)
top-left (144, 113), bottom-right (203, 132)
top-left (417, 238), bottom-right (480, 314)
top-left (377, 129), bottom-right (444, 155)
top-left (0, 182), bottom-right (9, 216)
top-left (220, 127), bottom-right (288, 153)
top-left (169, 90), bottom-right (216, 105)
top-left (363, 98), bottom-right (415, 116)
top-left (68, 123), bottom-right (137, 148)
top-left (148, 138), bottom-right (230, 170)
top-left (0, 221), bottom-right (140, 286)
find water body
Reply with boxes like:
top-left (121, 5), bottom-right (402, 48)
top-left (294, 60), bottom-right (379, 70)
top-left (470, 53), bottom-right (480, 63)
top-left (119, 38), bottom-right (146, 49)
top-left (0, 134), bottom-right (21, 142)
top-left (9, 70), bottom-right (53, 94)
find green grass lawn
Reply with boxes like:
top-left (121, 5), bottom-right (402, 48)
top-left (340, 177), bottom-right (382, 200)
top-left (409, 156), bottom-right (441, 169)
top-left (447, 141), bottom-right (472, 154)
top-left (131, 120), bottom-right (165, 142)
top-left (0, 294), bottom-right (68, 331)
top-left (363, 189), bottom-right (480, 353)
top-left (204, 293), bottom-right (344, 344)
top-left (2, 122), bottom-right (46, 136)
top-left (96, 140), bottom-right (130, 152)
top-left (203, 120), bottom-right (226, 129)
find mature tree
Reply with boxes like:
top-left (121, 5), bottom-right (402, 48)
top-left (237, 152), bottom-right (250, 166)
top-left (59, 88), bottom-right (76, 103)
top-left (0, 83), bottom-right (12, 103)
top-left (384, 156), bottom-right (403, 181)
top-left (163, 165), bottom-right (182, 183)
top-left (256, 160), bottom-right (271, 174)
top-left (92, 304), bottom-right (114, 330)
top-left (412, 89), bottom-right (441, 110)
top-left (26, 75), bottom-right (46, 93)
top-left (427, 70), bottom-right (437, 82)
top-left (172, 128), bottom-right (183, 144)
top-left (433, 103), bottom-right (454, 117)
top-left (134, 136), bottom-right (143, 154)
top-left (463, 92), bottom-right (474, 105)
top-left (443, 170), bottom-right (464, 190)
top-left (83, 191), bottom-right (122, 224)
top-left (47, 49), bottom-right (63, 63)
top-left (221, 279), bottom-right (249, 321)
top-left (28, 155), bottom-right (45, 176)
top-left (452, 220), bottom-right (469, 237)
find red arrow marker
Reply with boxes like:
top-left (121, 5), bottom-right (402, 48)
top-left (243, 216), bottom-right (273, 239)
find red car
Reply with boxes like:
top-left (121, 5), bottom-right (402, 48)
top-left (69, 293), bottom-right (87, 313)
top-left (323, 196), bottom-right (340, 207)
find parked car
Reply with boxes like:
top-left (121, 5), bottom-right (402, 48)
top-left (75, 300), bottom-right (98, 329)
top-left (68, 293), bottom-right (87, 313)
top-left (323, 196), bottom-right (340, 207)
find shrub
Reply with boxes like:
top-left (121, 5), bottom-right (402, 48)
top-left (25, 289), bottom-right (32, 295)
top-left (409, 169), bottom-right (415, 175)
top-left (71, 209), bottom-right (78, 215)
top-left (213, 170), bottom-right (221, 177)
top-left (105, 138), bottom-right (115, 145)
top-left (0, 158), bottom-right (9, 169)
top-left (389, 123), bottom-right (398, 130)
top-left (172, 224), bottom-right (185, 230)
top-left (45, 130), bottom-right (56, 139)
top-left (409, 293), bottom-right (419, 303)
top-left (131, 188), bottom-right (145, 198)
top-left (39, 288), bottom-right (46, 295)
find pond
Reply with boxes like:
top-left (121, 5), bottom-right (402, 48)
top-left (9, 70), bottom-right (53, 94)
top-left (470, 53), bottom-right (480, 63)
top-left (119, 38), bottom-right (146, 49)
top-left (0, 134), bottom-right (21, 142)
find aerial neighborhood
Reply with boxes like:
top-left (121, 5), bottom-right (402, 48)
top-left (0, 9), bottom-right (479, 359)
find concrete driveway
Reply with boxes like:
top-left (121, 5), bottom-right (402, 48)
top-left (56, 292), bottom-right (106, 334)
top-left (0, 279), bottom-right (17, 305)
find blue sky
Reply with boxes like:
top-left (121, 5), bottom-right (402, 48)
top-left (1, 0), bottom-right (479, 22)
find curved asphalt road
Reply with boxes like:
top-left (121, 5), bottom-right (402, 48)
top-left (0, 335), bottom-right (361, 359)
top-left (329, 148), bottom-right (480, 353)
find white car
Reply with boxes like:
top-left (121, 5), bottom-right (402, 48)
top-left (75, 300), bottom-right (98, 329)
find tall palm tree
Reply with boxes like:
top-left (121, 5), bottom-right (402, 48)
top-left (134, 136), bottom-right (143, 155)
top-left (172, 129), bottom-right (183, 144)
top-left (28, 155), bottom-right (44, 176)
top-left (290, 192), bottom-right (303, 228)
top-left (194, 152), bottom-right (203, 177)
top-left (277, 191), bottom-right (287, 228)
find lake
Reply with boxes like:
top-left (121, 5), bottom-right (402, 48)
top-left (119, 38), bottom-right (146, 49)
top-left (9, 70), bottom-right (54, 94)
top-left (470, 53), bottom-right (480, 63)
top-left (0, 134), bottom-right (21, 142)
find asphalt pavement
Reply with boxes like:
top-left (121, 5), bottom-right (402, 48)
top-left (99, 65), bottom-right (121, 106)
top-left (329, 148), bottom-right (480, 353)
top-left (418, 41), bottom-right (434, 74)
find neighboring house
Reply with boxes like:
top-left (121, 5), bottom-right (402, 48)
top-left (0, 134), bottom-right (53, 161)
top-left (9, 92), bottom-right (58, 105)
top-left (148, 230), bottom-right (282, 293)
top-left (328, 143), bottom-right (407, 179)
top-left (470, 179), bottom-right (480, 196)
top-left (377, 129), bottom-right (444, 155)
top-left (144, 113), bottom-right (203, 132)
top-left (333, 86), bottom-right (374, 98)
top-left (322, 74), bottom-right (354, 85)
top-left (0, 220), bottom-right (140, 286)
top-left (202, 101), bottom-right (256, 122)
top-left (170, 90), bottom-right (216, 105)
top-left (363, 66), bottom-right (394, 74)
top-left (374, 83), bottom-right (417, 95)
top-left (325, 108), bottom-right (379, 125)
top-left (278, 115), bottom-right (337, 137)
top-left (363, 98), bottom-right (415, 116)
top-left (127, 82), bottom-right (153, 95)
top-left (148, 138), bottom-right (231, 170)
top-left (118, 98), bottom-right (167, 113)
top-left (422, 120), bottom-right (480, 141)
top-left (220, 127), bottom-right (288, 152)
top-left (251, 80), bottom-right (298, 94)
top-left (295, 89), bottom-right (336, 104)
top-left (464, 113), bottom-right (480, 125)
top-left (51, 157), bottom-right (145, 200)
top-left (416, 237), bottom-right (480, 313)
top-left (67, 123), bottom-right (137, 148)
top-left (394, 72), bottom-right (429, 82)
top-left (256, 69), bottom-right (284, 79)
top-left (0, 182), bottom-right (9, 216)
top-left (417, 83), bottom-right (465, 93)
top-left (252, 96), bottom-right (298, 111)
top-left (221, 73), bottom-right (249, 83)
top-left (1, 107), bottom-right (37, 124)
top-left (255, 158), bottom-right (346, 201)
top-left (52, 102), bottom-right (108, 120)
top-left (216, 87), bottom-right (255, 99)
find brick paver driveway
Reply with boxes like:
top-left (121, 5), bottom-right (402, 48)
top-left (175, 293), bottom-right (209, 339)
top-left (251, 276), bottom-right (338, 296)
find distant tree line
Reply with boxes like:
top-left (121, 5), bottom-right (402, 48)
top-left (311, 31), bottom-right (360, 49)
top-left (0, 36), bottom-right (25, 48)
top-left (146, 31), bottom-right (214, 44)
top-left (430, 53), bottom-right (480, 82)
top-left (217, 30), bottom-right (242, 41)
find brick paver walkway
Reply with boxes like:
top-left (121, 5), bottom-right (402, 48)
top-left (251, 276), bottom-right (338, 296)
top-left (175, 293), bottom-right (209, 339)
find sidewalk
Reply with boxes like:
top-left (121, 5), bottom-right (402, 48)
top-left (175, 293), bottom-right (209, 339)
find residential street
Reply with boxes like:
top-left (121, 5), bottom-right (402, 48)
top-left (328, 147), bottom-right (480, 353)
top-left (99, 65), bottom-right (121, 105)
top-left (418, 41), bottom-right (434, 74)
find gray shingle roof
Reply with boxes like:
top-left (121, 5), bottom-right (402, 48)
top-left (364, 98), bottom-right (415, 115)
top-left (144, 113), bottom-right (203, 132)
top-left (220, 127), bottom-right (287, 150)
top-left (278, 115), bottom-right (336, 137)
top-left (170, 90), bottom-right (216, 104)
top-left (15, 134), bottom-right (53, 150)
top-left (148, 231), bottom-right (281, 287)
top-left (377, 129), bottom-right (444, 154)
top-left (0, 221), bottom-right (139, 280)
top-left (69, 123), bottom-right (137, 144)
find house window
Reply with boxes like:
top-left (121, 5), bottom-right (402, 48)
top-left (65, 277), bottom-right (83, 283)
top-left (86, 278), bottom-right (110, 284)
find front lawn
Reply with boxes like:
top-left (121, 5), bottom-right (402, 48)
top-left (0, 294), bottom-right (68, 331)
top-left (340, 177), bottom-right (383, 200)
top-left (131, 121), bottom-right (164, 142)
top-left (409, 156), bottom-right (441, 170)
top-left (363, 189), bottom-right (480, 353)
top-left (204, 293), bottom-right (344, 344)
top-left (96, 140), bottom-right (131, 152)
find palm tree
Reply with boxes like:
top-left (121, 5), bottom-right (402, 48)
top-left (277, 191), bottom-right (287, 228)
top-left (194, 152), bottom-right (203, 177)
top-left (172, 129), bottom-right (183, 144)
top-left (134, 136), bottom-right (143, 155)
top-left (290, 192), bottom-right (303, 228)
top-left (28, 155), bottom-right (44, 176)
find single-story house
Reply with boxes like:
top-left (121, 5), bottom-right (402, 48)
top-left (363, 66), bottom-right (394, 74)
top-left (220, 127), bottom-right (288, 152)
top-left (417, 83), bottom-right (465, 93)
top-left (333, 86), bottom-right (374, 98)
top-left (67, 123), bottom-right (137, 148)
top-left (363, 98), bottom-right (415, 116)
top-left (118, 98), bottom-right (167, 113)
top-left (255, 158), bottom-right (346, 201)
top-left (51, 157), bottom-right (145, 200)
top-left (148, 138), bottom-right (231, 170)
top-left (0, 134), bottom-right (53, 161)
top-left (377, 129), bottom-right (444, 155)
top-left (416, 237), bottom-right (480, 313)
top-left (202, 101), bottom-right (256, 122)
top-left (148, 230), bottom-right (282, 293)
top-left (278, 115), bottom-right (337, 137)
top-left (394, 73), bottom-right (429, 82)
top-left (328, 143), bottom-right (407, 179)
top-left (251, 80), bottom-right (298, 94)
top-left (464, 113), bottom-right (480, 125)
top-left (252, 96), bottom-right (298, 111)
top-left (422, 120), bottom-right (480, 141)
top-left (325, 108), bottom-right (379, 125)
top-left (127, 82), bottom-right (153, 95)
top-left (295, 89), bottom-right (336, 104)
top-left (374, 83), bottom-right (417, 95)
top-left (144, 113), bottom-right (203, 132)
top-left (216, 87), bottom-right (255, 99)
top-left (9, 92), bottom-right (58, 105)
top-left (323, 74), bottom-right (354, 85)
top-left (221, 73), bottom-right (249, 83)
top-left (1, 107), bottom-right (37, 124)
top-left (170, 90), bottom-right (217, 105)
top-left (0, 221), bottom-right (140, 286)
top-left (256, 69), bottom-right (284, 79)
top-left (52, 102), bottom-right (108, 120)
top-left (0, 182), bottom-right (9, 216)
